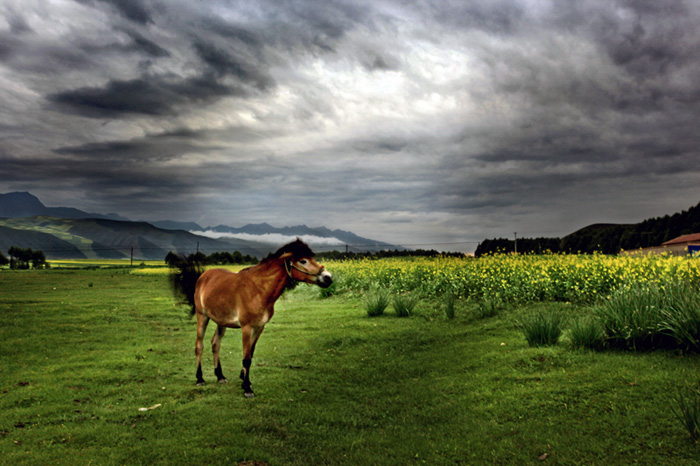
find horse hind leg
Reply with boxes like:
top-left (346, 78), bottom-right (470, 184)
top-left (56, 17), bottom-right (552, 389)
top-left (212, 325), bottom-right (228, 383)
top-left (195, 313), bottom-right (210, 386)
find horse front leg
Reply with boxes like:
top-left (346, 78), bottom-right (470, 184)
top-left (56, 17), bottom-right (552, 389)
top-left (240, 325), bottom-right (264, 398)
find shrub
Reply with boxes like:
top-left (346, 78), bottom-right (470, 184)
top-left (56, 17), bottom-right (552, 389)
top-left (673, 387), bottom-right (700, 442)
top-left (568, 316), bottom-right (606, 351)
top-left (520, 311), bottom-right (565, 347)
top-left (365, 291), bottom-right (390, 317)
top-left (392, 294), bottom-right (418, 317)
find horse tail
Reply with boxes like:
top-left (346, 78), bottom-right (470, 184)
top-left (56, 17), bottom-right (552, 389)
top-left (168, 254), bottom-right (204, 316)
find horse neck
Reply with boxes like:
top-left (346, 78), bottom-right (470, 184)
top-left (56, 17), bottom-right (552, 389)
top-left (254, 258), bottom-right (291, 304)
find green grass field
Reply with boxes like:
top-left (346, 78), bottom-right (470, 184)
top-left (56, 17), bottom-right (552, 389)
top-left (1, 267), bottom-right (699, 465)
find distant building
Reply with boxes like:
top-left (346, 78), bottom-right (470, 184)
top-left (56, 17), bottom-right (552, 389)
top-left (621, 233), bottom-right (700, 257)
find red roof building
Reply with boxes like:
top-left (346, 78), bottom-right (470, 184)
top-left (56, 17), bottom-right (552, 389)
top-left (662, 233), bottom-right (700, 246)
top-left (622, 233), bottom-right (700, 257)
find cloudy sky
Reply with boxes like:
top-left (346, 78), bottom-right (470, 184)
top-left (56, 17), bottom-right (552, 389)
top-left (1, 0), bottom-right (699, 251)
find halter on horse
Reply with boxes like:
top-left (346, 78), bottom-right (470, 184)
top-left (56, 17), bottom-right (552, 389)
top-left (170, 239), bottom-right (332, 398)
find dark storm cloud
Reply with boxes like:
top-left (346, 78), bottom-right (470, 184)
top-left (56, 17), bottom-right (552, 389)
top-left (191, 39), bottom-right (273, 89)
top-left (202, 18), bottom-right (263, 47)
top-left (2, 0), bottom-right (700, 249)
top-left (77, 0), bottom-right (153, 25)
top-left (42, 0), bottom-right (365, 119)
top-left (52, 130), bottom-right (212, 162)
top-left (47, 74), bottom-right (243, 117)
top-left (6, 9), bottom-right (32, 34)
top-left (51, 125), bottom-right (278, 166)
top-left (553, 1), bottom-right (695, 77)
top-left (115, 28), bottom-right (171, 58)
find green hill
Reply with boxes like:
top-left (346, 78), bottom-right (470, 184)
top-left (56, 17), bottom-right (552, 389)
top-left (0, 216), bottom-right (266, 260)
top-left (476, 202), bottom-right (700, 255)
top-left (0, 225), bottom-right (86, 259)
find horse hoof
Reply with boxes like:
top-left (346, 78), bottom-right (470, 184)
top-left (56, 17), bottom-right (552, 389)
top-left (218, 378), bottom-right (228, 384)
top-left (196, 381), bottom-right (206, 386)
top-left (244, 391), bottom-right (255, 398)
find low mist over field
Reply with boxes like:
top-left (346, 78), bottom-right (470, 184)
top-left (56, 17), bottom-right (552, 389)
top-left (191, 231), bottom-right (345, 248)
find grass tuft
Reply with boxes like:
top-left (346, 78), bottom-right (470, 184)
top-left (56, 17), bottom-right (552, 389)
top-left (520, 311), bottom-right (565, 347)
top-left (594, 281), bottom-right (700, 352)
top-left (568, 316), bottom-right (606, 351)
top-left (476, 298), bottom-right (502, 319)
top-left (659, 282), bottom-right (700, 352)
top-left (444, 293), bottom-right (456, 319)
top-left (594, 283), bottom-right (666, 351)
top-left (364, 290), bottom-right (390, 317)
top-left (392, 294), bottom-right (418, 317)
top-left (673, 387), bottom-right (700, 442)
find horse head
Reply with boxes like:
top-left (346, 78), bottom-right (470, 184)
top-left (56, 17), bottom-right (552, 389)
top-left (276, 238), bottom-right (333, 288)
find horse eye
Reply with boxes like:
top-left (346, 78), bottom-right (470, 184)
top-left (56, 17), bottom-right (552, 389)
top-left (299, 259), bottom-right (308, 265)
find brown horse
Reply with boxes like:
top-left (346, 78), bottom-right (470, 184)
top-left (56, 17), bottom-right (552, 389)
top-left (170, 239), bottom-right (332, 398)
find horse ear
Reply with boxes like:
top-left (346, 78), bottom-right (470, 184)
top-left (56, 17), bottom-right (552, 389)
top-left (279, 252), bottom-right (293, 260)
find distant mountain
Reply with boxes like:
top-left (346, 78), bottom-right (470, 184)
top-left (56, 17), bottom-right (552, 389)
top-left (149, 220), bottom-right (204, 231)
top-left (0, 192), bottom-right (129, 221)
top-left (0, 216), bottom-right (266, 260)
top-left (475, 202), bottom-right (700, 256)
top-left (0, 192), bottom-right (400, 259)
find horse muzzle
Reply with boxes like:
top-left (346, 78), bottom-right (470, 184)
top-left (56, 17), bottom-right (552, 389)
top-left (316, 270), bottom-right (333, 288)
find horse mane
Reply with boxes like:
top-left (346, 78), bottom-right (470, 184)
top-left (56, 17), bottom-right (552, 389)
top-left (262, 238), bottom-right (315, 263)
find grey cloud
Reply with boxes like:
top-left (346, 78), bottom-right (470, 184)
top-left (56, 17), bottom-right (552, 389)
top-left (0, 32), bottom-right (95, 73)
top-left (77, 0), bottom-right (153, 25)
top-left (7, 9), bottom-right (32, 35)
top-left (203, 18), bottom-right (263, 48)
top-left (47, 73), bottom-right (242, 117)
top-left (406, 0), bottom-right (525, 35)
top-left (117, 28), bottom-right (171, 58)
top-left (191, 39), bottom-right (274, 89)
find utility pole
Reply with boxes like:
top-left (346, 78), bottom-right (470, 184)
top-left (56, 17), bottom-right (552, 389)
top-left (130, 247), bottom-right (134, 267)
top-left (514, 232), bottom-right (518, 254)
top-left (345, 244), bottom-right (349, 254)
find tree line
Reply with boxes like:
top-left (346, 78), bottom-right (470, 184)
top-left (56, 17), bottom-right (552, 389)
top-left (0, 247), bottom-right (49, 269)
top-left (164, 250), bottom-right (258, 267)
top-left (316, 248), bottom-right (465, 260)
top-left (476, 201), bottom-right (700, 256)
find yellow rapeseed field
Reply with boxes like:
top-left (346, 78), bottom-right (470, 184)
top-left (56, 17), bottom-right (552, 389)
top-left (325, 253), bottom-right (700, 303)
top-left (124, 253), bottom-right (700, 304)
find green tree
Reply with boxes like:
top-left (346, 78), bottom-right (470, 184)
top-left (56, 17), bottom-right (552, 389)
top-left (31, 250), bottom-right (48, 269)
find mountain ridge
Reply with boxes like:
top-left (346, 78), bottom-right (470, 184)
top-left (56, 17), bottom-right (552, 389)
top-left (0, 192), bottom-right (130, 221)
top-left (0, 192), bottom-right (399, 259)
